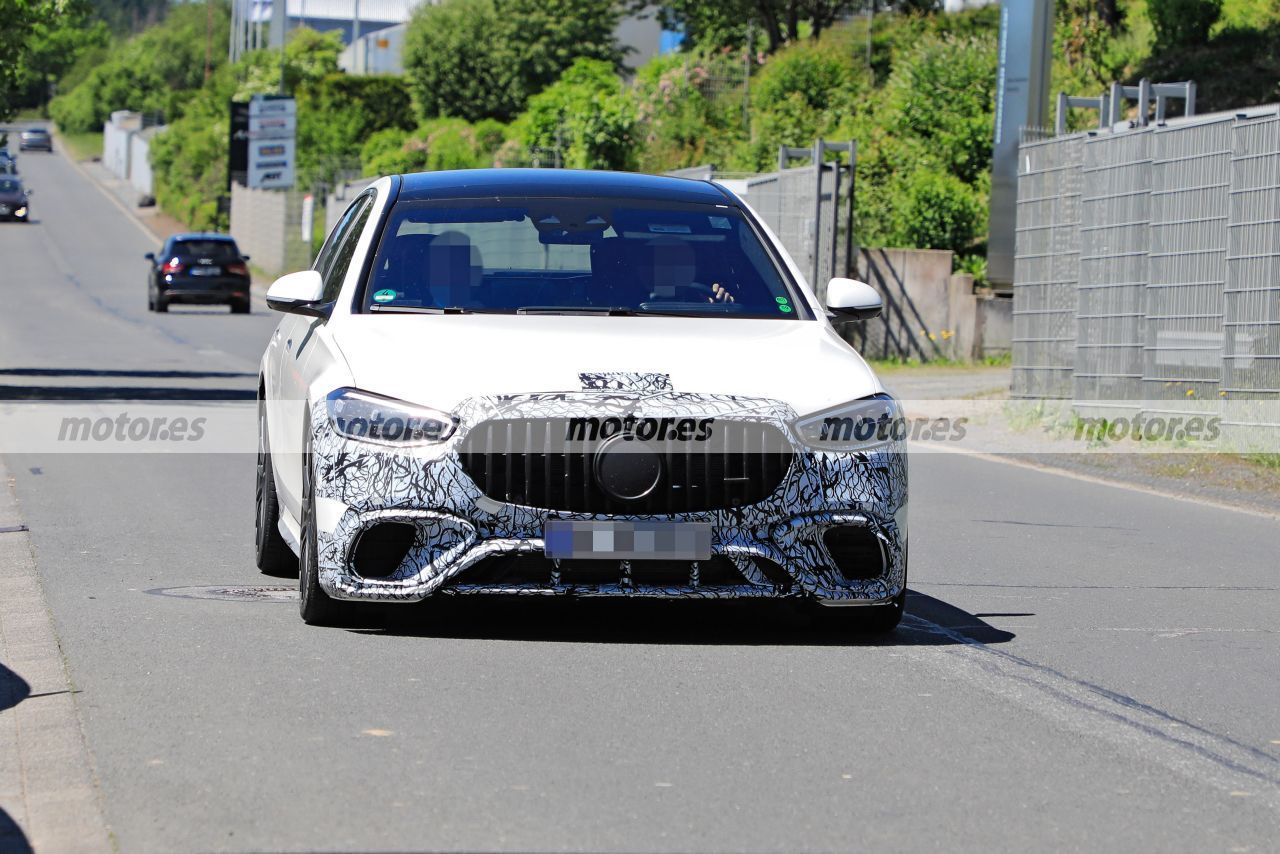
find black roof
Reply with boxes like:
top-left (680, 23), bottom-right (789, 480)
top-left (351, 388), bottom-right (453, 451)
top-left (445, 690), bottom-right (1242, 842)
top-left (396, 168), bottom-right (733, 204)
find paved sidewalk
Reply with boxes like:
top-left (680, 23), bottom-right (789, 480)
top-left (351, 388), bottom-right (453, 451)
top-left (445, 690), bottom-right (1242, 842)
top-left (879, 365), bottom-right (1010, 400)
top-left (0, 459), bottom-right (112, 853)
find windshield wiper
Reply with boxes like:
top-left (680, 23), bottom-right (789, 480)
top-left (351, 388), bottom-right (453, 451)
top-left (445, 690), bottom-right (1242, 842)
top-left (516, 306), bottom-right (638, 315)
top-left (515, 306), bottom-right (697, 317)
top-left (368, 304), bottom-right (476, 314)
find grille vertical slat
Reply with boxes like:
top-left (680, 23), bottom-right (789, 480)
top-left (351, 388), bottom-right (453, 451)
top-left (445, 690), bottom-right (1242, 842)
top-left (460, 418), bottom-right (791, 513)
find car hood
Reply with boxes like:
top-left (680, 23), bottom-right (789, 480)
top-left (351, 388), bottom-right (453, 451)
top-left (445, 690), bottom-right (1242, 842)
top-left (330, 315), bottom-right (883, 417)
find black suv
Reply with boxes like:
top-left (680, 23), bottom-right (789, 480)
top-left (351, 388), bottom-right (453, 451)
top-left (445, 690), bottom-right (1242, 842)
top-left (146, 234), bottom-right (252, 313)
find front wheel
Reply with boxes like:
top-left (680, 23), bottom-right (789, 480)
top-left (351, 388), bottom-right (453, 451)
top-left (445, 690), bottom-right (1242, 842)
top-left (810, 589), bottom-right (905, 635)
top-left (230, 299), bottom-right (251, 314)
top-left (298, 424), bottom-right (349, 626)
top-left (255, 402), bottom-right (297, 577)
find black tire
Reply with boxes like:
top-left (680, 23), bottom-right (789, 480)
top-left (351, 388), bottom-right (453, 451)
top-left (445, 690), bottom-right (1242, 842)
top-left (231, 299), bottom-right (251, 314)
top-left (298, 420), bottom-right (348, 626)
top-left (812, 548), bottom-right (908, 636)
top-left (255, 401), bottom-right (297, 577)
top-left (811, 589), bottom-right (905, 636)
top-left (154, 294), bottom-right (169, 313)
top-left (147, 291), bottom-right (154, 312)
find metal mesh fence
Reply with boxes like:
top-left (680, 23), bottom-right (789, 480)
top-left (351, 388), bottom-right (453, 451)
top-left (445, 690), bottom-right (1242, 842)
top-left (1013, 132), bottom-right (1083, 399)
top-left (1013, 104), bottom-right (1280, 442)
top-left (1075, 130), bottom-right (1152, 413)
top-left (1225, 114), bottom-right (1280, 407)
top-left (1144, 116), bottom-right (1233, 410)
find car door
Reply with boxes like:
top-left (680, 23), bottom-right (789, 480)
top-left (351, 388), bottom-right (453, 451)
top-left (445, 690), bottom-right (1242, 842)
top-left (273, 192), bottom-right (377, 519)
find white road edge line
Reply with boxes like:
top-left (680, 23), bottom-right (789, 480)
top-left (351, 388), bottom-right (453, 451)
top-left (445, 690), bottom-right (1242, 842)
top-left (54, 137), bottom-right (159, 245)
top-left (922, 444), bottom-right (1280, 521)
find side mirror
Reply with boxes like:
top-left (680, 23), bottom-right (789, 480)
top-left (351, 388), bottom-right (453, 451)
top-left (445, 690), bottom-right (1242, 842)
top-left (825, 278), bottom-right (882, 321)
top-left (240, 254), bottom-right (250, 261)
top-left (266, 270), bottom-right (328, 317)
top-left (144, 252), bottom-right (155, 261)
top-left (23, 188), bottom-right (32, 196)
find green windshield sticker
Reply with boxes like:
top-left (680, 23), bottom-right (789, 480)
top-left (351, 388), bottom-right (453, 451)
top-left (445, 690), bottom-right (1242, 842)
top-left (372, 289), bottom-right (397, 303)
top-left (775, 296), bottom-right (789, 304)
top-left (778, 304), bottom-right (793, 313)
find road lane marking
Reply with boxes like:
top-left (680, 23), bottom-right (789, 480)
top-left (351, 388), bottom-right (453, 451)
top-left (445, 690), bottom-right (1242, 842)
top-left (931, 446), bottom-right (1280, 521)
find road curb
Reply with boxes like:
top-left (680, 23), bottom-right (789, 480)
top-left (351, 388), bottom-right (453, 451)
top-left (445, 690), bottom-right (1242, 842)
top-left (0, 458), bottom-right (113, 853)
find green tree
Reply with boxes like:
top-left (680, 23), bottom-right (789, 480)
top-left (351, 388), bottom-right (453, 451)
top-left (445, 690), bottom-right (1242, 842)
top-left (1148, 0), bottom-right (1222, 47)
top-left (404, 0), bottom-right (622, 123)
top-left (884, 33), bottom-right (996, 184)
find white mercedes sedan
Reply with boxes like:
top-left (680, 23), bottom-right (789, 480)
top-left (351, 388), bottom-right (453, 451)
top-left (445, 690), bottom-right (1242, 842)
top-left (256, 169), bottom-right (907, 629)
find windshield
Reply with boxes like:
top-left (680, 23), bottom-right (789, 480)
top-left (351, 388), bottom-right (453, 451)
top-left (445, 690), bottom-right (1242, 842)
top-left (360, 197), bottom-right (808, 318)
top-left (0, 178), bottom-right (21, 193)
top-left (174, 239), bottom-right (240, 259)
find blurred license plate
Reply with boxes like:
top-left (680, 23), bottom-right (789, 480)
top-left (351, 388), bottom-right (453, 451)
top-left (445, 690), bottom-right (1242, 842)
top-left (190, 266), bottom-right (219, 276)
top-left (544, 520), bottom-right (711, 560)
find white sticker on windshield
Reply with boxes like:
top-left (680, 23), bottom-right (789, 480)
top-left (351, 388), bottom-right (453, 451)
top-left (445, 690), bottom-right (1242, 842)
top-left (708, 216), bottom-right (731, 230)
top-left (649, 224), bottom-right (692, 234)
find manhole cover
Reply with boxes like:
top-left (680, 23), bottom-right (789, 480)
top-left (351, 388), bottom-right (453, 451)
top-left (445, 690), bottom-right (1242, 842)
top-left (146, 585), bottom-right (298, 602)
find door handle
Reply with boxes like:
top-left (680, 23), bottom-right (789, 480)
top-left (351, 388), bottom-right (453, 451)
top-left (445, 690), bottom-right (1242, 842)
top-left (285, 338), bottom-right (293, 352)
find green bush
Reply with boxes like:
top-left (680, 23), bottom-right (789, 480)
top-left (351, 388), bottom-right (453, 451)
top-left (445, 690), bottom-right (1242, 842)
top-left (630, 49), bottom-right (748, 172)
top-left (361, 118), bottom-right (510, 176)
top-left (404, 0), bottom-right (622, 123)
top-left (891, 169), bottom-right (986, 253)
top-left (518, 58), bottom-right (637, 170)
top-left (1148, 0), bottom-right (1222, 47)
top-left (296, 72), bottom-right (414, 184)
top-left (885, 33), bottom-right (996, 184)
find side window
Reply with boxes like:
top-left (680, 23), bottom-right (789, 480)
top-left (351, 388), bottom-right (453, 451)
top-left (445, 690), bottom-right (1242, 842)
top-left (312, 199), bottom-right (361, 279)
top-left (320, 193), bottom-right (375, 302)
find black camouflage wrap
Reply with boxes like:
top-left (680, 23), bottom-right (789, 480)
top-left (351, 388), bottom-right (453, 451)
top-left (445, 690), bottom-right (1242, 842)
top-left (307, 385), bottom-right (907, 604)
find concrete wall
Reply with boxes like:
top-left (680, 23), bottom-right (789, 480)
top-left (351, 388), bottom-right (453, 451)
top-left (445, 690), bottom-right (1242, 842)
top-left (128, 128), bottom-right (158, 202)
top-left (839, 248), bottom-right (1007, 362)
top-left (102, 112), bottom-right (163, 205)
top-left (102, 111), bottom-right (140, 181)
top-left (232, 184), bottom-right (288, 276)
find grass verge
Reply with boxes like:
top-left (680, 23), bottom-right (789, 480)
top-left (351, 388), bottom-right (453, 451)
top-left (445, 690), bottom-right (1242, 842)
top-left (56, 130), bottom-right (103, 162)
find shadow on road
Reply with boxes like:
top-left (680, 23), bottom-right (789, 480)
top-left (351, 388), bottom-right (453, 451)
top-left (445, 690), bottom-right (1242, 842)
top-left (0, 662), bottom-right (33, 852)
top-left (0, 810), bottom-right (31, 854)
top-left (347, 590), bottom-right (1016, 647)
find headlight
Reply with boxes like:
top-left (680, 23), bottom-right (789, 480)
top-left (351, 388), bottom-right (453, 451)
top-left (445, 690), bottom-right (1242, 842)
top-left (792, 393), bottom-right (904, 451)
top-left (15, 207), bottom-right (25, 217)
top-left (326, 388), bottom-right (457, 444)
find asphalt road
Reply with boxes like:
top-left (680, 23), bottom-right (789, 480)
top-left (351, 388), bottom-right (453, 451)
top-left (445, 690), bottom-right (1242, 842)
top-left (1, 141), bottom-right (1278, 852)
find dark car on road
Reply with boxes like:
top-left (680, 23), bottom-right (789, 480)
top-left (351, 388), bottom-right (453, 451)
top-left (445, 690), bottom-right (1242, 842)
top-left (18, 128), bottom-right (52, 152)
top-left (0, 176), bottom-right (31, 222)
top-left (146, 234), bottom-right (252, 313)
top-left (0, 151), bottom-right (16, 175)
